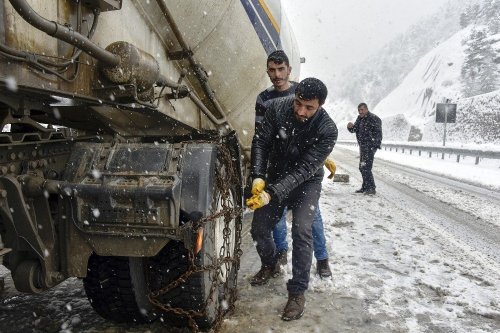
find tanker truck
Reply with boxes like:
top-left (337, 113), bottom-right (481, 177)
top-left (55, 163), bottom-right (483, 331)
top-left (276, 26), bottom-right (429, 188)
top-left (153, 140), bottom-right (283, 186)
top-left (0, 0), bottom-right (300, 330)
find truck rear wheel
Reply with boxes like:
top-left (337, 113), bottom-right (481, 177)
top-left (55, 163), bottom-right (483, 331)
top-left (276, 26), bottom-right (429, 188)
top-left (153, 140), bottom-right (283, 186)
top-left (147, 163), bottom-right (242, 330)
top-left (83, 255), bottom-right (159, 323)
top-left (83, 146), bottom-right (242, 330)
top-left (83, 190), bottom-right (241, 329)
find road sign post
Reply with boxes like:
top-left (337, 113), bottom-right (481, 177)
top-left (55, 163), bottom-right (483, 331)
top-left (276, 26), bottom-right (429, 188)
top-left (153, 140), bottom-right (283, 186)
top-left (435, 102), bottom-right (457, 148)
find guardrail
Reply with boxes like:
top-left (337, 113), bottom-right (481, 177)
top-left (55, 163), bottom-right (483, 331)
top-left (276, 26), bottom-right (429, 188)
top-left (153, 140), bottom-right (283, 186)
top-left (336, 140), bottom-right (500, 165)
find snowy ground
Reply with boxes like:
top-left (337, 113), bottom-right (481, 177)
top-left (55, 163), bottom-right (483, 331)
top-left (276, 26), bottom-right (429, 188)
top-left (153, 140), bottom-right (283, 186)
top-left (1, 146), bottom-right (499, 332)
top-left (220, 146), bottom-right (500, 333)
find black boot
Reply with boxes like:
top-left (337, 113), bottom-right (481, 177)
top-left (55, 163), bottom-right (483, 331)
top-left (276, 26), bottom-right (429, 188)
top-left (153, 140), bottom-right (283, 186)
top-left (282, 293), bottom-right (305, 321)
top-left (317, 259), bottom-right (332, 278)
top-left (250, 265), bottom-right (275, 286)
top-left (276, 249), bottom-right (288, 266)
top-left (250, 263), bottom-right (281, 286)
top-left (364, 188), bottom-right (376, 195)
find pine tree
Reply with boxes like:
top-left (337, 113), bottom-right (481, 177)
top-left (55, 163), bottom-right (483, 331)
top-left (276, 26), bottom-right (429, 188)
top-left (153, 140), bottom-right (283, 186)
top-left (461, 28), bottom-right (499, 97)
top-left (478, 44), bottom-right (499, 93)
top-left (469, 3), bottom-right (482, 24)
top-left (460, 12), bottom-right (470, 28)
top-left (486, 0), bottom-right (500, 33)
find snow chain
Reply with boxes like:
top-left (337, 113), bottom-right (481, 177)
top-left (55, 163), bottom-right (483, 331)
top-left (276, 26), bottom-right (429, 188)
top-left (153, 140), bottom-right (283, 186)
top-left (148, 141), bottom-right (244, 332)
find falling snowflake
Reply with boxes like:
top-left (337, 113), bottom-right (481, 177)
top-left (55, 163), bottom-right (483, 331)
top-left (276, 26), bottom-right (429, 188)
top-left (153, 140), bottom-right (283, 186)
top-left (92, 169), bottom-right (102, 179)
top-left (52, 108), bottom-right (61, 119)
top-left (5, 76), bottom-right (18, 92)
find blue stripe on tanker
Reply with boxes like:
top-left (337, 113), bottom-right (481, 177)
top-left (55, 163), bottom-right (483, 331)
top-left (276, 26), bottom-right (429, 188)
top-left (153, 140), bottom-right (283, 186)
top-left (250, 0), bottom-right (280, 46)
top-left (240, 0), bottom-right (281, 54)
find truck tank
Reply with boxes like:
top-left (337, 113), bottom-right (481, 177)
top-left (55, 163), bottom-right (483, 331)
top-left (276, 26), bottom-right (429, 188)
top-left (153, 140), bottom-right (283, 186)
top-left (0, 0), bottom-right (300, 330)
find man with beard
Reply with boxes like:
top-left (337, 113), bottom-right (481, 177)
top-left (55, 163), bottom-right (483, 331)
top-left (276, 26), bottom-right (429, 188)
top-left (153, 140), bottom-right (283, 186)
top-left (247, 78), bottom-right (338, 321)
top-left (253, 50), bottom-right (335, 278)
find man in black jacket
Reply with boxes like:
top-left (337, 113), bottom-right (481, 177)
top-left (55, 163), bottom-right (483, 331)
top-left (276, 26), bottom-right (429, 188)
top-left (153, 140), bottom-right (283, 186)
top-left (247, 78), bottom-right (338, 321)
top-left (347, 103), bottom-right (382, 195)
top-left (254, 50), bottom-right (334, 278)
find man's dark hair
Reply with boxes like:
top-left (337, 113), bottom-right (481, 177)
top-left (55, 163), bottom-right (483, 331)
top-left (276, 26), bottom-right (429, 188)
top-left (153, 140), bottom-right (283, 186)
top-left (358, 102), bottom-right (368, 109)
top-left (295, 78), bottom-right (328, 105)
top-left (267, 50), bottom-right (289, 66)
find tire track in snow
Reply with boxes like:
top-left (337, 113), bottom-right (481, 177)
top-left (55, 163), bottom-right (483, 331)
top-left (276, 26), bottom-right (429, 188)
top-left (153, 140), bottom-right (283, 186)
top-left (333, 147), bottom-right (500, 275)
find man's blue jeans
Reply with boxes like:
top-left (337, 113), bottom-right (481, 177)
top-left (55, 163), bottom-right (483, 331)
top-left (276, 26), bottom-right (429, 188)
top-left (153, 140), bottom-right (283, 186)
top-left (273, 205), bottom-right (328, 261)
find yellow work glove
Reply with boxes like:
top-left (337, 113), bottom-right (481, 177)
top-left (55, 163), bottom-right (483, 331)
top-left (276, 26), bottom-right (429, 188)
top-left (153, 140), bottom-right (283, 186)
top-left (324, 158), bottom-right (336, 179)
top-left (251, 178), bottom-right (266, 195)
top-left (246, 191), bottom-right (271, 210)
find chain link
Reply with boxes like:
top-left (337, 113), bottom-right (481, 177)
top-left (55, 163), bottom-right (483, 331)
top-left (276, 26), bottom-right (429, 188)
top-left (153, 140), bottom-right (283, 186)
top-left (149, 141), bottom-right (244, 332)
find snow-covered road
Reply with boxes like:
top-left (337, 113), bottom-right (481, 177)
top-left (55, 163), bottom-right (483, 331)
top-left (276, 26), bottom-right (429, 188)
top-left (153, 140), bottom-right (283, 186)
top-left (221, 147), bottom-right (500, 333)
top-left (342, 149), bottom-right (500, 269)
top-left (1, 147), bottom-right (499, 333)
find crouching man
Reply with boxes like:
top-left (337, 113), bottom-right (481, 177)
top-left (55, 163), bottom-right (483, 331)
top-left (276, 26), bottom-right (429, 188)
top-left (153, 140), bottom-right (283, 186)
top-left (247, 78), bottom-right (338, 321)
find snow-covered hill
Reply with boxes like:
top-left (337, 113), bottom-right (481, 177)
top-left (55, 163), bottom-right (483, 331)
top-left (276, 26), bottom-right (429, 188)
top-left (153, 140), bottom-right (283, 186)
top-left (373, 28), bottom-right (468, 142)
top-left (374, 28), bottom-right (468, 124)
top-left (373, 25), bottom-right (500, 144)
top-left (330, 0), bottom-right (500, 145)
top-left (324, 98), bottom-right (356, 140)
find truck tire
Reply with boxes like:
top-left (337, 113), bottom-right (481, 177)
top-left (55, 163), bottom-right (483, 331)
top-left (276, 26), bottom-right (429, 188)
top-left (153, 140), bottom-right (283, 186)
top-left (83, 148), bottom-right (242, 330)
top-left (147, 168), bottom-right (242, 330)
top-left (83, 191), bottom-right (241, 329)
top-left (83, 254), bottom-right (159, 323)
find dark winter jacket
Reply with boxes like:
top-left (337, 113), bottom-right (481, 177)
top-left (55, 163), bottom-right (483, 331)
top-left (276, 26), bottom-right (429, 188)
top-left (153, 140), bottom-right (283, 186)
top-left (348, 112), bottom-right (382, 148)
top-left (255, 81), bottom-right (298, 127)
top-left (251, 96), bottom-right (338, 202)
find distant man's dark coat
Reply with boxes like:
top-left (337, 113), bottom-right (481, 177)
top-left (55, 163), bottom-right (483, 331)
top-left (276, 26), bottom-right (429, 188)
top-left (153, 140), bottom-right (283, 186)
top-left (348, 112), bottom-right (382, 148)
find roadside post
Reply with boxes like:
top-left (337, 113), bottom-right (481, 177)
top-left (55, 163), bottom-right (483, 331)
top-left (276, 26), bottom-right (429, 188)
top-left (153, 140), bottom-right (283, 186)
top-left (436, 102), bottom-right (457, 158)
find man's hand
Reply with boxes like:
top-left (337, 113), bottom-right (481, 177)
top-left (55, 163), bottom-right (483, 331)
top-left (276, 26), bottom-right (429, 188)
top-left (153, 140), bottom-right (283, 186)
top-left (347, 122), bottom-right (354, 129)
top-left (251, 178), bottom-right (266, 195)
top-left (246, 191), bottom-right (271, 210)
top-left (324, 158), bottom-right (336, 179)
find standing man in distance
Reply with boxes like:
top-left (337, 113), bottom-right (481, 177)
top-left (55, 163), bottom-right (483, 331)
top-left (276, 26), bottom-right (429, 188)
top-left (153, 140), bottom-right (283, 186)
top-left (347, 103), bottom-right (382, 195)
top-left (254, 50), bottom-right (335, 278)
top-left (247, 78), bottom-right (338, 321)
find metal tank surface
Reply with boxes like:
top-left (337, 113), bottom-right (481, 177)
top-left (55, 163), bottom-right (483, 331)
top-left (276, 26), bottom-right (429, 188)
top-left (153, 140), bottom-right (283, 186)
top-left (0, 0), bottom-right (300, 330)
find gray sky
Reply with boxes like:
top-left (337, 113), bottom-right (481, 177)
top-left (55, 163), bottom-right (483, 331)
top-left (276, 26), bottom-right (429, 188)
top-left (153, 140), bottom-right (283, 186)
top-left (283, 0), bottom-right (449, 79)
